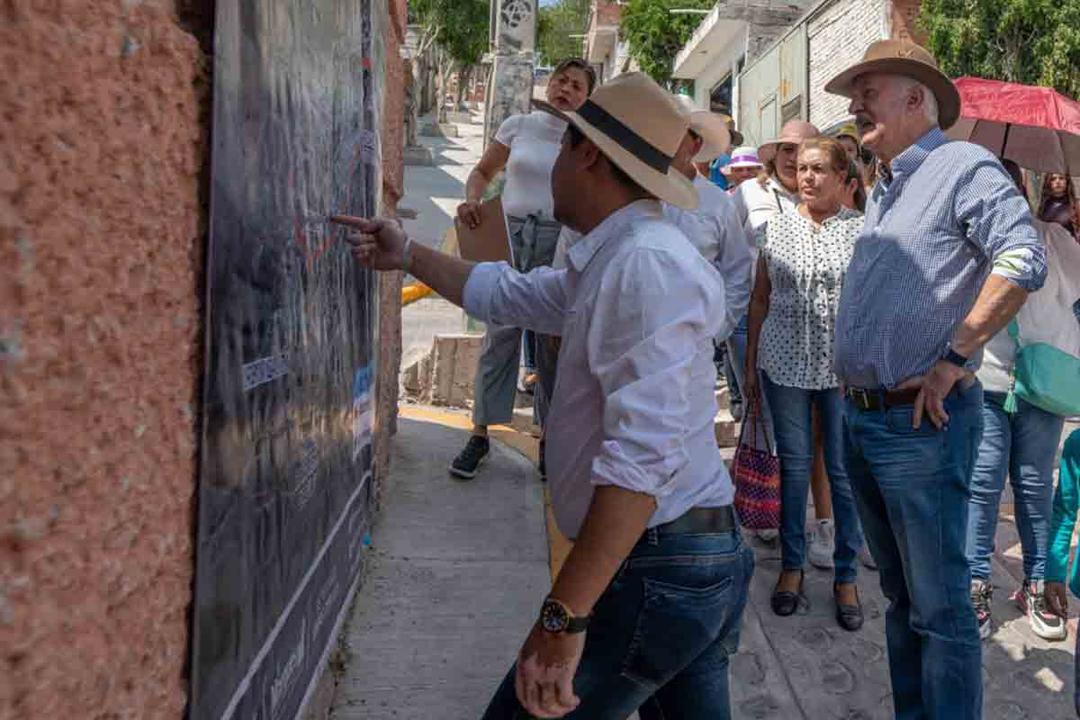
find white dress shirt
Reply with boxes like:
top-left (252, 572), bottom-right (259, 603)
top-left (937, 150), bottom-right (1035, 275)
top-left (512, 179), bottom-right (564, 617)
top-left (663, 174), bottom-right (753, 340)
top-left (463, 200), bottom-right (734, 539)
top-left (732, 175), bottom-right (799, 251)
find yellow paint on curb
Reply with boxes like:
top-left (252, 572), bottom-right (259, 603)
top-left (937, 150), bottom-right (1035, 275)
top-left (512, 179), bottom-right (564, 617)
top-left (401, 282), bottom-right (433, 305)
top-left (398, 404), bottom-right (572, 580)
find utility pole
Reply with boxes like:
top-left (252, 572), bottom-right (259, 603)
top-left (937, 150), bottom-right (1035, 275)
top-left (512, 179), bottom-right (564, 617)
top-left (483, 0), bottom-right (537, 148)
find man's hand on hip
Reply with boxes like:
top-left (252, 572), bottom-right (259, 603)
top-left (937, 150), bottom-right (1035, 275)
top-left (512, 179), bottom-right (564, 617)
top-left (332, 215), bottom-right (407, 271)
top-left (515, 624), bottom-right (583, 718)
top-left (897, 360), bottom-right (969, 430)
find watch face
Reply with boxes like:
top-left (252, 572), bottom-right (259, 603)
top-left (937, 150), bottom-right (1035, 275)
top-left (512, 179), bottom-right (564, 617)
top-left (540, 599), bottom-right (568, 633)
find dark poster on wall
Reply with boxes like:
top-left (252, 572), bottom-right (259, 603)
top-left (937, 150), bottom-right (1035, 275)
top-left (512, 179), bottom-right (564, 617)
top-left (190, 1), bottom-right (383, 718)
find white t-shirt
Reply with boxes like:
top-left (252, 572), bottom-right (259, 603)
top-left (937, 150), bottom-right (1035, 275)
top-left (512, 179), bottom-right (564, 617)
top-left (494, 110), bottom-right (567, 220)
top-left (978, 219), bottom-right (1080, 393)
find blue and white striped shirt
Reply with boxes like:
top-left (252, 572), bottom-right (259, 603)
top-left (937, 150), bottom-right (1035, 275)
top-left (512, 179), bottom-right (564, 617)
top-left (834, 128), bottom-right (1046, 389)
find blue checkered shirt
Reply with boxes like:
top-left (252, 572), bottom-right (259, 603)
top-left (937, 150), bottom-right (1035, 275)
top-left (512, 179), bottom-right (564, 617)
top-left (834, 128), bottom-right (1046, 389)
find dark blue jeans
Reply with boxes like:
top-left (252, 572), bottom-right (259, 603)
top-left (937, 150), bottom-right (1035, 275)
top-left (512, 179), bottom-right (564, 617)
top-left (844, 381), bottom-right (984, 720)
top-left (481, 527), bottom-right (754, 719)
top-left (763, 373), bottom-right (862, 583)
top-left (965, 391), bottom-right (1063, 582)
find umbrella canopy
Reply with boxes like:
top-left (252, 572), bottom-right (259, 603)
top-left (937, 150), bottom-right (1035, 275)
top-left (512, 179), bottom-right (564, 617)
top-left (947, 76), bottom-right (1080, 174)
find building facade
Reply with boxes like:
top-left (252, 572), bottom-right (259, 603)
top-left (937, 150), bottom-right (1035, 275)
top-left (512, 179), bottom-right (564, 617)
top-left (675, 0), bottom-right (925, 143)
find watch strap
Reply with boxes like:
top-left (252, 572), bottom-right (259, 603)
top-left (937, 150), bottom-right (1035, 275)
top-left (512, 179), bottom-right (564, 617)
top-left (565, 614), bottom-right (590, 634)
top-left (943, 347), bottom-right (968, 368)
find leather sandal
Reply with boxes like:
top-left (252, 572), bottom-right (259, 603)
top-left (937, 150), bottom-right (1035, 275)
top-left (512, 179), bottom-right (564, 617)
top-left (834, 582), bottom-right (864, 631)
top-left (771, 570), bottom-right (806, 617)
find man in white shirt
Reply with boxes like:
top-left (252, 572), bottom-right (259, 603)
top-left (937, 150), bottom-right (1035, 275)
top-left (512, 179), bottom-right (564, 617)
top-left (334, 72), bottom-right (753, 720)
top-left (665, 105), bottom-right (752, 342)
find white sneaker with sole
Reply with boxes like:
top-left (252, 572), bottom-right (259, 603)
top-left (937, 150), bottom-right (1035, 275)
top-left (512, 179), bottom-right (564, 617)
top-left (1015, 580), bottom-right (1067, 641)
top-left (807, 519), bottom-right (835, 569)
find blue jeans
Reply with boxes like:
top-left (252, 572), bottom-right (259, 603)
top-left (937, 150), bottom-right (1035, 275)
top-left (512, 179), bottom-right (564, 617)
top-left (965, 391), bottom-right (1064, 582)
top-left (481, 527), bottom-right (754, 719)
top-left (844, 381), bottom-right (984, 720)
top-left (763, 374), bottom-right (862, 583)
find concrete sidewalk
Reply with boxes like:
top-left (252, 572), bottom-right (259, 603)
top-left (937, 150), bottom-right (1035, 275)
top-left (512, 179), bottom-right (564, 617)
top-left (329, 408), bottom-right (548, 719)
top-left (399, 114), bottom-right (485, 371)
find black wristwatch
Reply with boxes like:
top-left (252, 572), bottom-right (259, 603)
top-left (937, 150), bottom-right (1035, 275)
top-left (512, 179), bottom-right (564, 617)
top-left (942, 344), bottom-right (968, 369)
top-left (539, 597), bottom-right (590, 634)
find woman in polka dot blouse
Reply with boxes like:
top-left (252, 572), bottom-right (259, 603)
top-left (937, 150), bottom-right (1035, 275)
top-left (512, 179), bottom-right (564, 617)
top-left (744, 137), bottom-right (867, 631)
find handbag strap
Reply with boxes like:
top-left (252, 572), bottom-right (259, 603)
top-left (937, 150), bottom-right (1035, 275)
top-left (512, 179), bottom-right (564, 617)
top-left (737, 399), bottom-right (774, 455)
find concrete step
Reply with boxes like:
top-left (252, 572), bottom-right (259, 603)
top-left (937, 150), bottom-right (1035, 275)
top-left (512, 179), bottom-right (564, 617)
top-left (421, 122), bottom-right (459, 138)
top-left (715, 408), bottom-right (738, 448)
top-left (714, 385), bottom-right (730, 411)
top-left (404, 144), bottom-right (434, 166)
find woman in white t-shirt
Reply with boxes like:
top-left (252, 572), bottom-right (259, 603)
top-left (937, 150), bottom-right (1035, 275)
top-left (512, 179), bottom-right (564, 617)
top-left (966, 159), bottom-right (1080, 643)
top-left (449, 59), bottom-right (595, 480)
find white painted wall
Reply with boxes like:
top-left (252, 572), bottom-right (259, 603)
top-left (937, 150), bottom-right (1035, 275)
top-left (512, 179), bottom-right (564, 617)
top-left (807, 0), bottom-right (888, 129)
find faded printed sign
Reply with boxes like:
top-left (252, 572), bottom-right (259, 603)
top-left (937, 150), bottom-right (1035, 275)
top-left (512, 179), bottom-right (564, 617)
top-left (189, 1), bottom-right (384, 718)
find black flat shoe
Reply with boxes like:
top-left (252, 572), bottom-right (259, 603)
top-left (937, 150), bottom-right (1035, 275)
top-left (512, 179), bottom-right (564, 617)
top-left (834, 582), bottom-right (864, 631)
top-left (771, 570), bottom-right (806, 617)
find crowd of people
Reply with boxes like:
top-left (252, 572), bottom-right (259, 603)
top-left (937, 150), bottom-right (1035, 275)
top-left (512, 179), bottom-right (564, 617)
top-left (335, 38), bottom-right (1080, 720)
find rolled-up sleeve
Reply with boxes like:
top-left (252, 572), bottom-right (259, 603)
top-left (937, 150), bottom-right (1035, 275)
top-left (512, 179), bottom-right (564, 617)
top-left (462, 261), bottom-right (570, 335)
top-left (586, 248), bottom-right (724, 498)
top-left (955, 160), bottom-right (1047, 291)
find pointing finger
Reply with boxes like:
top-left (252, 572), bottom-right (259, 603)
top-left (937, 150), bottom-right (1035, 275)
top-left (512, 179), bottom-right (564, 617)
top-left (331, 214), bottom-right (380, 232)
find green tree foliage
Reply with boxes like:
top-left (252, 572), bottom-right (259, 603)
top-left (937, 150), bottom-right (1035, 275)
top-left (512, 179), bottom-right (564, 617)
top-left (538, 0), bottom-right (590, 67)
top-left (620, 0), bottom-right (714, 84)
top-left (411, 0), bottom-right (490, 67)
top-left (919, 0), bottom-right (1080, 98)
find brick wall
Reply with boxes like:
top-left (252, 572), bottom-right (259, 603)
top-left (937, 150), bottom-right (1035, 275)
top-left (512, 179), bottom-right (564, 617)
top-left (808, 0), bottom-right (887, 129)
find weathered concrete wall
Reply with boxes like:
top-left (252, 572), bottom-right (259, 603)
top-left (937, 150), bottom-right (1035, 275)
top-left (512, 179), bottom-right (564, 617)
top-left (0, 1), bottom-right (206, 718)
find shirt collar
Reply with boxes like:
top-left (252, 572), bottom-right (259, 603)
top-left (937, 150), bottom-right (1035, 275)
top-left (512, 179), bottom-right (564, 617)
top-left (887, 127), bottom-right (948, 183)
top-left (567, 199), bottom-right (662, 271)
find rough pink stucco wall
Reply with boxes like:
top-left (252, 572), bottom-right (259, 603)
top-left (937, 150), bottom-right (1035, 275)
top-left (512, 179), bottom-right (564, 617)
top-left (0, 1), bottom-right (206, 717)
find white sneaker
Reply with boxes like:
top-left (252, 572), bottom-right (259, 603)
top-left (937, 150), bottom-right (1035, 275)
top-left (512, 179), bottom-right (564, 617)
top-left (1015, 580), bottom-right (1067, 641)
top-left (807, 519), bottom-right (835, 569)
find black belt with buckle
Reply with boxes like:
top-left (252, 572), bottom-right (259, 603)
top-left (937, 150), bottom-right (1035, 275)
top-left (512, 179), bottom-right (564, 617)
top-left (846, 375), bottom-right (976, 412)
top-left (845, 387), bottom-right (921, 411)
top-left (654, 506), bottom-right (737, 535)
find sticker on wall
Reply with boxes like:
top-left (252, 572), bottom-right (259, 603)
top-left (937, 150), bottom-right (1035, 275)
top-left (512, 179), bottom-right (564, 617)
top-left (351, 365), bottom-right (373, 460)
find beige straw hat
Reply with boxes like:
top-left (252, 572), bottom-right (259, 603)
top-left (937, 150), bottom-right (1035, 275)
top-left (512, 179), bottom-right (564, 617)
top-left (673, 95), bottom-right (733, 163)
top-left (757, 120), bottom-right (821, 163)
top-left (824, 39), bottom-right (961, 129)
top-left (532, 72), bottom-right (698, 209)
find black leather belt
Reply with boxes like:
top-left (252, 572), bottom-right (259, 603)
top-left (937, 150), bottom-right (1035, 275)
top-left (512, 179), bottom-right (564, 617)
top-left (846, 375), bottom-right (976, 412)
top-left (654, 506), bottom-right (737, 535)
top-left (844, 387), bottom-right (921, 411)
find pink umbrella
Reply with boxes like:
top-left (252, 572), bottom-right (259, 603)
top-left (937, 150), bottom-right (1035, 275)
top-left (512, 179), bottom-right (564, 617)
top-left (947, 76), bottom-right (1080, 174)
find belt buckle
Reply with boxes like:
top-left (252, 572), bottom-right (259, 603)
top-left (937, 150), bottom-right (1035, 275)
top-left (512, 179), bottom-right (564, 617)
top-left (851, 387), bottom-right (871, 410)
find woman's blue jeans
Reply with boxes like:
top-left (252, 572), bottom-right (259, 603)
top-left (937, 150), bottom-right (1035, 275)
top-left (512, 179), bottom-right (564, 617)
top-left (965, 390), bottom-right (1064, 582)
top-left (762, 373), bottom-right (863, 583)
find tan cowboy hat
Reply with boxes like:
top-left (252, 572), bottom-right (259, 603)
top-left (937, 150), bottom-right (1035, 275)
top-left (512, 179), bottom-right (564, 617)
top-left (532, 73), bottom-right (698, 209)
top-left (673, 95), bottom-right (732, 163)
top-left (824, 39), bottom-right (961, 129)
top-left (757, 120), bottom-right (821, 163)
